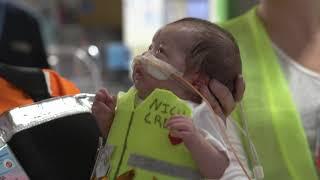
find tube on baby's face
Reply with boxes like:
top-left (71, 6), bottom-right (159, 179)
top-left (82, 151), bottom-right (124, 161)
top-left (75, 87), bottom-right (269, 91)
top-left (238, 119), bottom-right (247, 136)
top-left (132, 53), bottom-right (183, 81)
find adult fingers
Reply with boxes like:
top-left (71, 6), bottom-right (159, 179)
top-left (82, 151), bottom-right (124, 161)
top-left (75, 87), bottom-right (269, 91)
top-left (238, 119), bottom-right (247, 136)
top-left (200, 83), bottom-right (225, 120)
top-left (234, 75), bottom-right (245, 102)
top-left (208, 79), bottom-right (235, 117)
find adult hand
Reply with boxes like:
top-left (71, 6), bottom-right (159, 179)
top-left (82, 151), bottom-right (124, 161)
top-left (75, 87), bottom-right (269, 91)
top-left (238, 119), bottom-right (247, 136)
top-left (200, 75), bottom-right (245, 120)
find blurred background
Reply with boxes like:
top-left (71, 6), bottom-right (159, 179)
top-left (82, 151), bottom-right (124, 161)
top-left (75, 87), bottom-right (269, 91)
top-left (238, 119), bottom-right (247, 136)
top-left (11, 0), bottom-right (258, 94)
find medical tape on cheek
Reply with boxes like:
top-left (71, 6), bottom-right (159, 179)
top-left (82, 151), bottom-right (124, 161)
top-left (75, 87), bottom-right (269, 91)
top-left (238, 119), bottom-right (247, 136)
top-left (132, 54), bottom-right (183, 80)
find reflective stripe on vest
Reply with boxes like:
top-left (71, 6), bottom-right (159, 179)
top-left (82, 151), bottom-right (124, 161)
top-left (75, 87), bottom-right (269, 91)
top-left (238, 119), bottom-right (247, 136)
top-left (106, 88), bottom-right (199, 180)
top-left (127, 154), bottom-right (201, 179)
top-left (221, 7), bottom-right (317, 180)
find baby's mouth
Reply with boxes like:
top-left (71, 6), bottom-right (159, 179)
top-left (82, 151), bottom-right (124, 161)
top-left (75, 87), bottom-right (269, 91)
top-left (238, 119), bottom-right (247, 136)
top-left (133, 64), bottom-right (144, 81)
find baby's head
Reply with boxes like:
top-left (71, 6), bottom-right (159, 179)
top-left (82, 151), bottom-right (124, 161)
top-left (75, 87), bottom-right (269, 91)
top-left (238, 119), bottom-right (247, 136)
top-left (133, 18), bottom-right (241, 102)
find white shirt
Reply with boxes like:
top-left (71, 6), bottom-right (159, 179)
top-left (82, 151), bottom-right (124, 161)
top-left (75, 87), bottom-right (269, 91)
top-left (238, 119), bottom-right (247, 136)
top-left (190, 101), bottom-right (250, 180)
top-left (273, 44), bottom-right (320, 154)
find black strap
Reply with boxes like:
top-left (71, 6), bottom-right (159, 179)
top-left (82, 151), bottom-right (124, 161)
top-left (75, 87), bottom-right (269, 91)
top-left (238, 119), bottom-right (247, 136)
top-left (0, 62), bottom-right (51, 101)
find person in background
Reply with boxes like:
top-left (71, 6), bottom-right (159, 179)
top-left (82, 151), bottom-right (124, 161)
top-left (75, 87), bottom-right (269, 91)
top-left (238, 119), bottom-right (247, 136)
top-left (0, 63), bottom-right (80, 114)
top-left (203, 0), bottom-right (320, 179)
top-left (0, 3), bottom-right (99, 180)
top-left (0, 1), bottom-right (79, 114)
top-left (0, 0), bottom-right (48, 68)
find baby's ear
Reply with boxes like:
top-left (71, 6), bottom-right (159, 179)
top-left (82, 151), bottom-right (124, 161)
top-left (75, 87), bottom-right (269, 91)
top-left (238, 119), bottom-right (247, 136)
top-left (191, 73), bottom-right (209, 90)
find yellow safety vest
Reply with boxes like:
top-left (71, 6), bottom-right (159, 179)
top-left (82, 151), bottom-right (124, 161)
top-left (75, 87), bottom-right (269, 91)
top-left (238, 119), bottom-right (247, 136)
top-left (221, 7), bottom-right (318, 180)
top-left (106, 88), bottom-right (201, 180)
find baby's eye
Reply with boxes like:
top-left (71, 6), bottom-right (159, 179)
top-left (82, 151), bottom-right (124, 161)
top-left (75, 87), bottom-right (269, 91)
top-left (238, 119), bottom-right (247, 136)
top-left (148, 45), bottom-right (153, 50)
top-left (156, 47), bottom-right (163, 54)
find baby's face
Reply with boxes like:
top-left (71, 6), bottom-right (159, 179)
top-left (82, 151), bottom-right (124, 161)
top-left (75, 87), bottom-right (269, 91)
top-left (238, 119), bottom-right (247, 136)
top-left (133, 25), bottom-right (197, 100)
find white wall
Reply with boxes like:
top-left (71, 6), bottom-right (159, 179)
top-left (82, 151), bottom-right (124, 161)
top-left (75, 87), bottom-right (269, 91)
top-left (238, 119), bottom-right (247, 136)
top-left (123, 0), bottom-right (226, 57)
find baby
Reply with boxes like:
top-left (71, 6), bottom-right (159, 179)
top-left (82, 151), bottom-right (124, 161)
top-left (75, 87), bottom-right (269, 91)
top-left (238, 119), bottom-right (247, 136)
top-left (92, 18), bottom-right (243, 180)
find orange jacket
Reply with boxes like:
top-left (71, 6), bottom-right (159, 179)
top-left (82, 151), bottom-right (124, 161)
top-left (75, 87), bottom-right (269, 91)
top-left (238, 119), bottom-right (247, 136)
top-left (0, 69), bottom-right (80, 115)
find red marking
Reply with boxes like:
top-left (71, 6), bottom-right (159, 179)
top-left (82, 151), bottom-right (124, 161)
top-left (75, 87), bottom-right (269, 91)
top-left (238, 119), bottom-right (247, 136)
top-left (168, 134), bottom-right (182, 145)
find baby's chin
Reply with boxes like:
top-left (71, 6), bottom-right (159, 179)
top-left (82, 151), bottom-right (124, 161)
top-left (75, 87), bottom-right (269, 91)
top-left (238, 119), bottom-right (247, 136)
top-left (134, 84), bottom-right (154, 100)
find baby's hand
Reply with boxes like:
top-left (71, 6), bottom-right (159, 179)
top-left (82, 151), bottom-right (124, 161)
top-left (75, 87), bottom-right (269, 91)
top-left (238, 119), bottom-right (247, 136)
top-left (91, 89), bottom-right (117, 138)
top-left (165, 116), bottom-right (201, 147)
